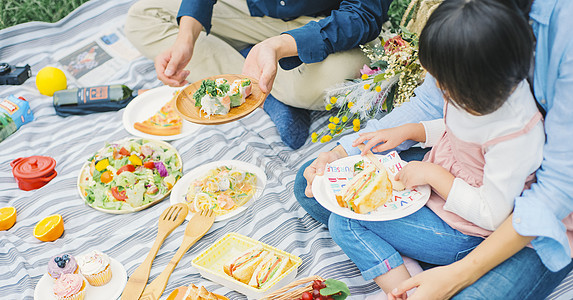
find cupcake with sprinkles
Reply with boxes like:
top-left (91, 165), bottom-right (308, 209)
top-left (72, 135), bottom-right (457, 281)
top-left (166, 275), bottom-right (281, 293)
top-left (52, 273), bottom-right (86, 300)
top-left (77, 250), bottom-right (112, 286)
top-left (48, 253), bottom-right (78, 279)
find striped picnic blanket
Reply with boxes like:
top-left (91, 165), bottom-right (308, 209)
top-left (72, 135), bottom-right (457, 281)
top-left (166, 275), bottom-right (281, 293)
top-left (0, 0), bottom-right (572, 299)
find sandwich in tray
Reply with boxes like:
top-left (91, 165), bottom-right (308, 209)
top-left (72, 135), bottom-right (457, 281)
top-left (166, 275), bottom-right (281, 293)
top-left (223, 245), bottom-right (289, 289)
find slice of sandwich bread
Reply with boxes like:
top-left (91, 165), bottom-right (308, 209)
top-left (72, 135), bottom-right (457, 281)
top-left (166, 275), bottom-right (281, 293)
top-left (335, 165), bottom-right (393, 214)
top-left (223, 246), bottom-right (268, 284)
top-left (248, 252), bottom-right (289, 289)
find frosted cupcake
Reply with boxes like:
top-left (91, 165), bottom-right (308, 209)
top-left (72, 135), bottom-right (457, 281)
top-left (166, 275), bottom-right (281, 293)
top-left (77, 250), bottom-right (112, 286)
top-left (53, 274), bottom-right (86, 300)
top-left (48, 253), bottom-right (78, 279)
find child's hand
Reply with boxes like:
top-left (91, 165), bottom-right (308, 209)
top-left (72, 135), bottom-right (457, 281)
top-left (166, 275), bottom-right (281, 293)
top-left (397, 162), bottom-right (455, 198)
top-left (352, 123), bottom-right (426, 155)
top-left (396, 161), bottom-right (434, 189)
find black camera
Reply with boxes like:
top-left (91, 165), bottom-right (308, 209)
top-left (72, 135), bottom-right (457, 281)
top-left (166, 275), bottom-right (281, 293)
top-left (0, 63), bottom-right (32, 85)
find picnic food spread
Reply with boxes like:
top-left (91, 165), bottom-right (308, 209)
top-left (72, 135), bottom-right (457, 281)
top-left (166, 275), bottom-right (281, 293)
top-left (192, 78), bottom-right (252, 117)
top-left (134, 96), bottom-right (182, 136)
top-left (185, 166), bottom-right (257, 217)
top-left (78, 138), bottom-right (181, 212)
top-left (335, 164), bottom-right (393, 214)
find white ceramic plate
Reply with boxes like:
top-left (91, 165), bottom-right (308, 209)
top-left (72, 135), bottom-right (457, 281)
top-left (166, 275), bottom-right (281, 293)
top-left (170, 160), bottom-right (266, 222)
top-left (312, 153), bottom-right (431, 221)
top-left (77, 138), bottom-right (182, 214)
top-left (34, 257), bottom-right (127, 300)
top-left (122, 85), bottom-right (201, 140)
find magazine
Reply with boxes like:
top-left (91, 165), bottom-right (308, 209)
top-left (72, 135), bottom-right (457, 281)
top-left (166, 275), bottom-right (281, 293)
top-left (55, 26), bottom-right (141, 86)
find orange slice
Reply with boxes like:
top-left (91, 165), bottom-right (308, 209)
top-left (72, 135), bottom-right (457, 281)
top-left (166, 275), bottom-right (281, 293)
top-left (33, 214), bottom-right (64, 242)
top-left (0, 207), bottom-right (17, 231)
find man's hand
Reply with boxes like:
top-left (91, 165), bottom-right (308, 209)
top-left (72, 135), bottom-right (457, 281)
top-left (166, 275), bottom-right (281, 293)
top-left (155, 16), bottom-right (202, 87)
top-left (303, 145), bottom-right (348, 197)
top-left (155, 42), bottom-right (193, 86)
top-left (242, 34), bottom-right (297, 94)
top-left (352, 123), bottom-right (426, 155)
top-left (388, 263), bottom-right (473, 300)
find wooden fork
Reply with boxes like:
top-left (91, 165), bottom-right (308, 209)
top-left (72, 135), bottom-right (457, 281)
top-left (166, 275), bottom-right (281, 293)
top-left (121, 203), bottom-right (188, 300)
top-left (139, 209), bottom-right (215, 300)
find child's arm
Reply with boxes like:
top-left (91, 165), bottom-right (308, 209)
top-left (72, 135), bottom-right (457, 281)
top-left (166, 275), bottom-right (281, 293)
top-left (352, 122), bottom-right (428, 155)
top-left (396, 161), bottom-right (455, 198)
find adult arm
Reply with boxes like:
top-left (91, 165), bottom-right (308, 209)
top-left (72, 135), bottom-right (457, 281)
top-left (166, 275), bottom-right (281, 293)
top-left (508, 6), bottom-right (573, 270)
top-left (389, 214), bottom-right (534, 300)
top-left (279, 0), bottom-right (392, 69)
top-left (155, 16), bottom-right (203, 86)
top-left (246, 0), bottom-right (392, 93)
top-left (155, 0), bottom-right (219, 86)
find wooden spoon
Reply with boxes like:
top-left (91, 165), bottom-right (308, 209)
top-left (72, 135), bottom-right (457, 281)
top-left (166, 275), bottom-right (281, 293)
top-left (120, 203), bottom-right (189, 300)
top-left (139, 209), bottom-right (215, 300)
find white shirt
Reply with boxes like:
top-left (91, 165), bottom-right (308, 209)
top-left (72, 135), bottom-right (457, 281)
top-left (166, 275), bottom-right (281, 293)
top-left (420, 81), bottom-right (545, 231)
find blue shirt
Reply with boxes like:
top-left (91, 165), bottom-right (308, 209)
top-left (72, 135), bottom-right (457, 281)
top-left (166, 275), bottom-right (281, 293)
top-left (177, 0), bottom-right (392, 70)
top-left (339, 0), bottom-right (573, 272)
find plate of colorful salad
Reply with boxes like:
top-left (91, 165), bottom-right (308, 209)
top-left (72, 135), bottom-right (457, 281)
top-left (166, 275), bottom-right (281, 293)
top-left (77, 138), bottom-right (182, 213)
top-left (170, 160), bottom-right (266, 222)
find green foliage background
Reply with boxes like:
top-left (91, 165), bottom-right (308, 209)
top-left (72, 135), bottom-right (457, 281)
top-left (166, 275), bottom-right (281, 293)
top-left (0, 0), bottom-right (91, 30)
top-left (388, 0), bottom-right (415, 30)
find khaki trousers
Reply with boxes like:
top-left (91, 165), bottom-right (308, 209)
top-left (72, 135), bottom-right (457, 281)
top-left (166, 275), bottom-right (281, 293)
top-left (124, 0), bottom-right (370, 110)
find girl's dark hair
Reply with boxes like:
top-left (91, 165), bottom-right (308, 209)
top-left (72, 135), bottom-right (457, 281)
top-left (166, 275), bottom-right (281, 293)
top-left (419, 0), bottom-right (534, 115)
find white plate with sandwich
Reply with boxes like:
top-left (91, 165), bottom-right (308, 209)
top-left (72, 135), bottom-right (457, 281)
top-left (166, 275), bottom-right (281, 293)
top-left (312, 151), bottom-right (431, 221)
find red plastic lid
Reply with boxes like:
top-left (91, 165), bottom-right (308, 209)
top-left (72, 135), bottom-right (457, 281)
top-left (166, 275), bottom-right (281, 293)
top-left (11, 156), bottom-right (56, 179)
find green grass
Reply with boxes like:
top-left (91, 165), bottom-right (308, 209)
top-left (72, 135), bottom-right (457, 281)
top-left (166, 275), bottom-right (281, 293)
top-left (0, 0), bottom-right (91, 30)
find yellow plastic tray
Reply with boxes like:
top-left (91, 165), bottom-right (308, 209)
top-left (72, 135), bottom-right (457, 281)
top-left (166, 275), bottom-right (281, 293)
top-left (191, 232), bottom-right (302, 299)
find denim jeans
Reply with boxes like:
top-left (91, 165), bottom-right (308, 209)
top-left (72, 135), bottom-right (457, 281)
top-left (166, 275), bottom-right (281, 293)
top-left (453, 247), bottom-right (573, 300)
top-left (328, 206), bottom-right (484, 280)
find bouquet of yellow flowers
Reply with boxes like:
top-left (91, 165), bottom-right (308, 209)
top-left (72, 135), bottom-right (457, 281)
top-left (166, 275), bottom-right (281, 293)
top-left (311, 28), bottom-right (425, 143)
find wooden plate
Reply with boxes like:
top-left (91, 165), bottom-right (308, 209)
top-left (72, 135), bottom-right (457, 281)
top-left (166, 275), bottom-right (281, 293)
top-left (174, 74), bottom-right (267, 125)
